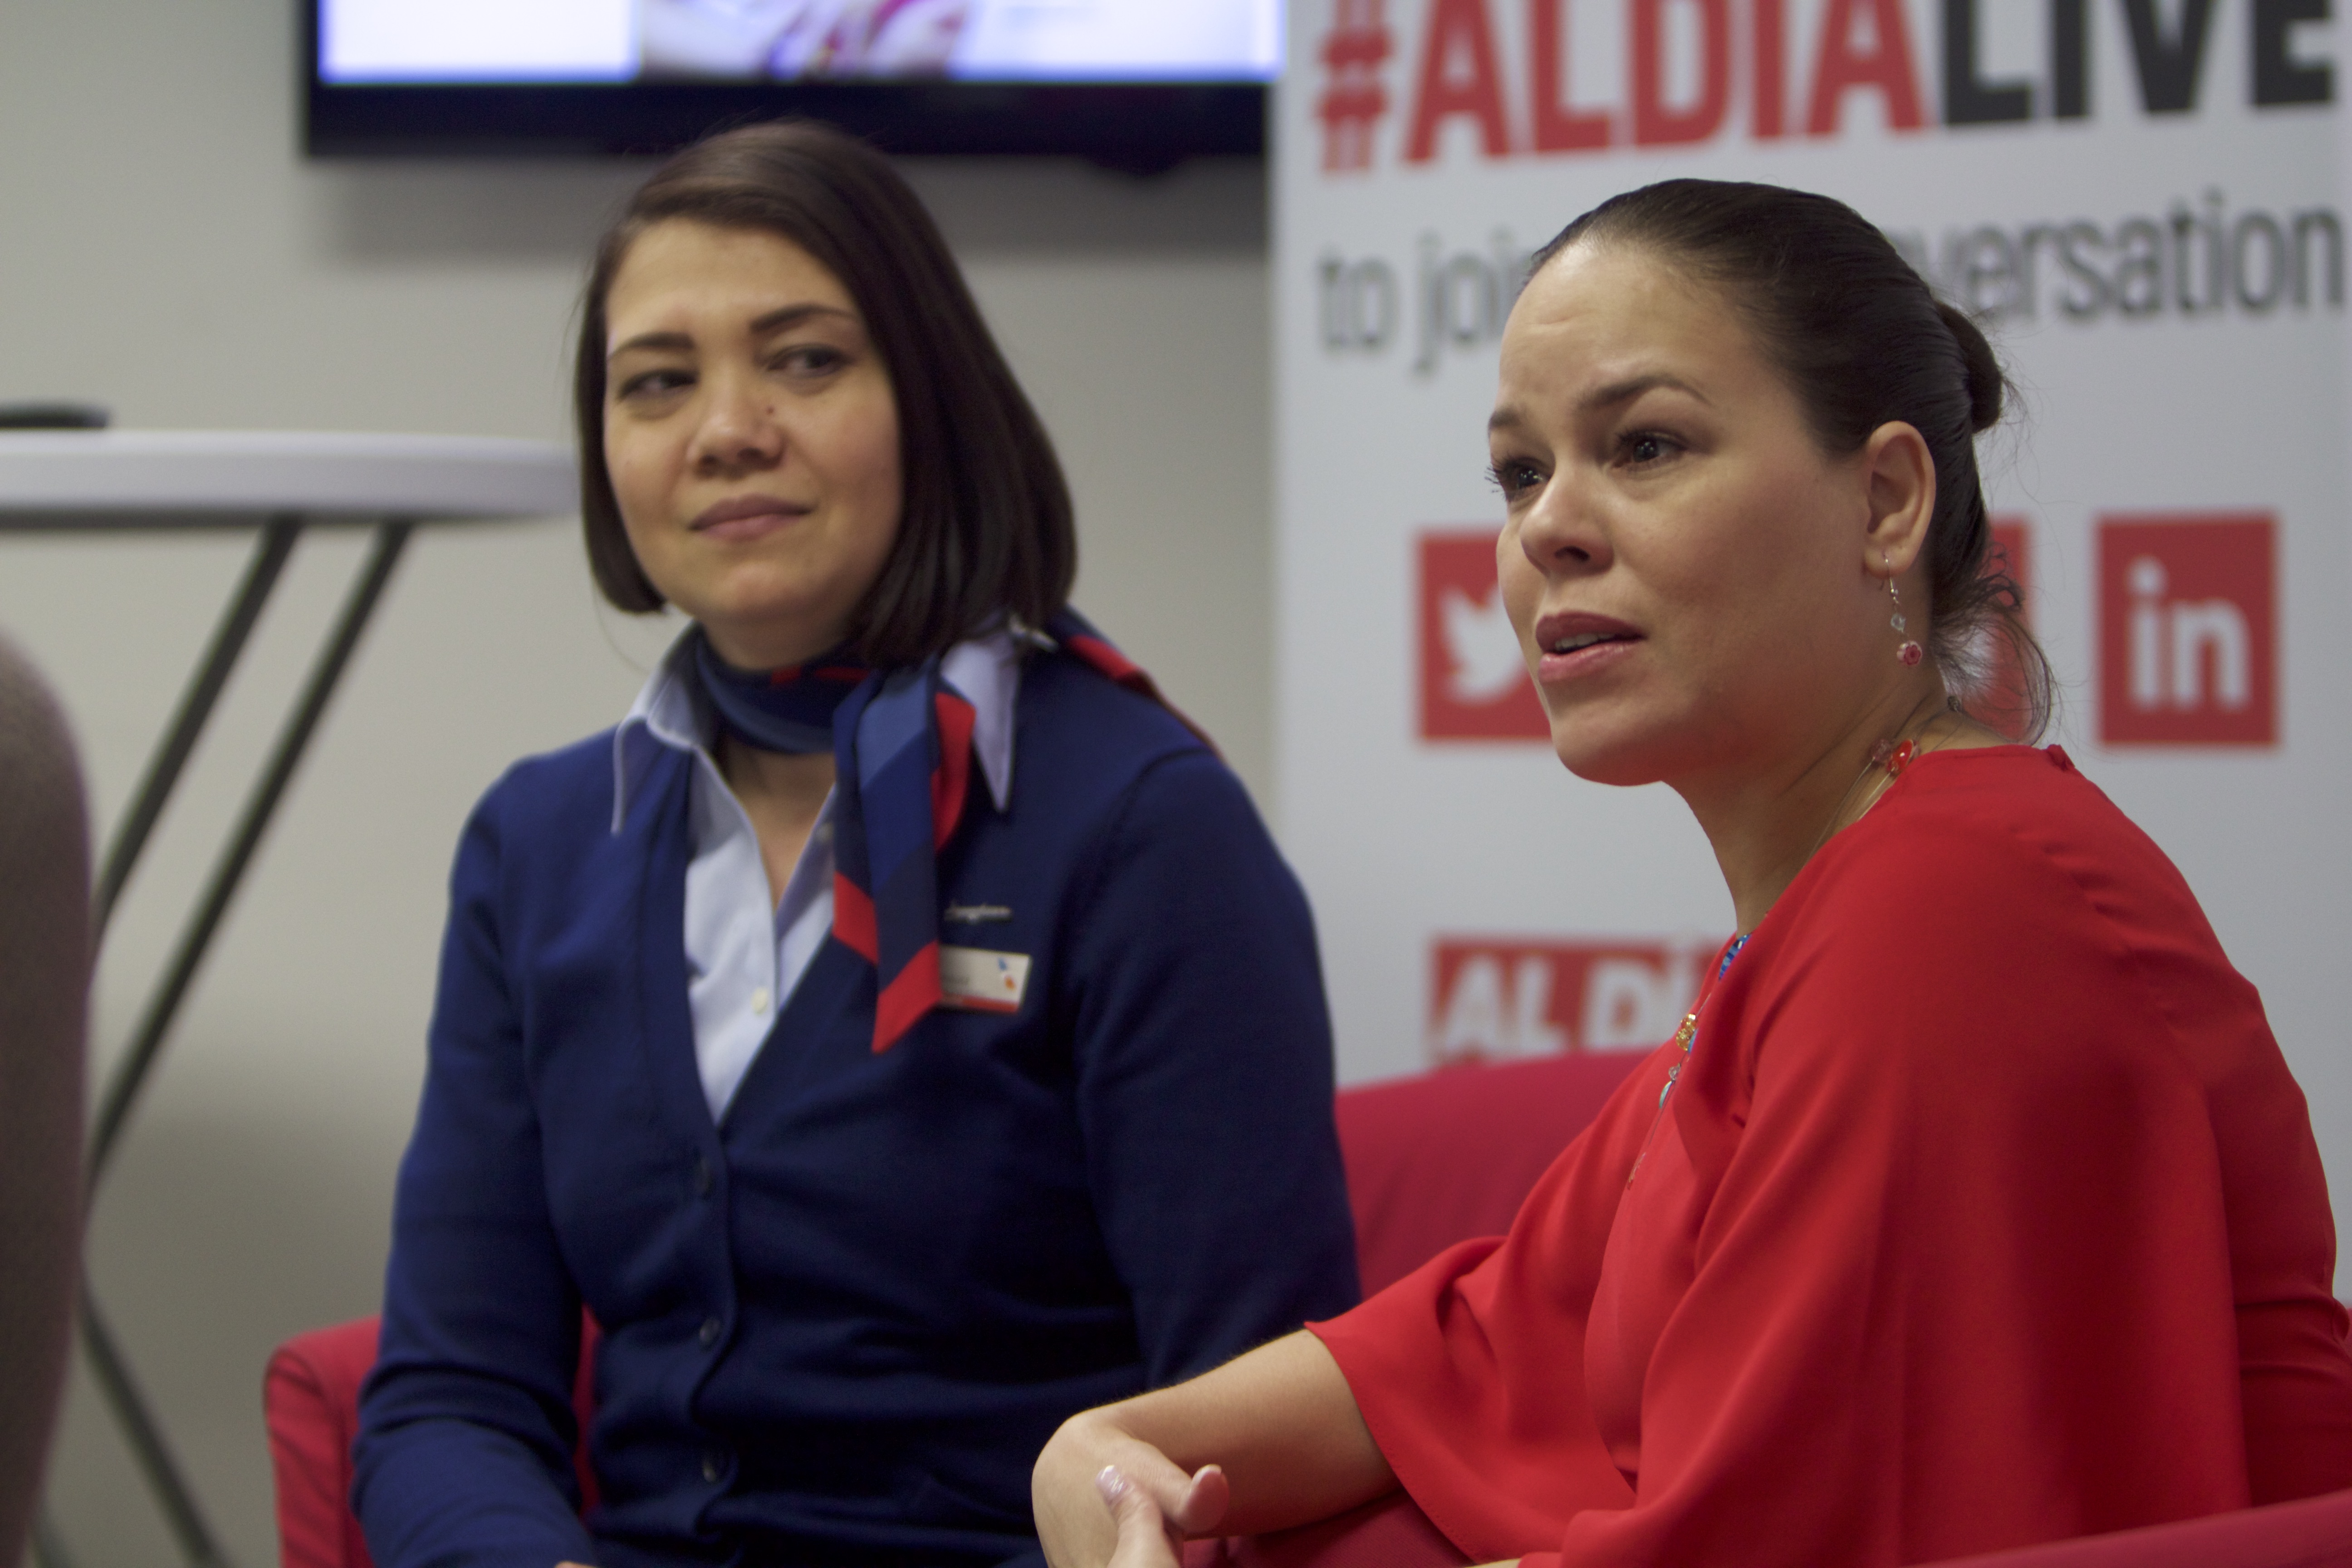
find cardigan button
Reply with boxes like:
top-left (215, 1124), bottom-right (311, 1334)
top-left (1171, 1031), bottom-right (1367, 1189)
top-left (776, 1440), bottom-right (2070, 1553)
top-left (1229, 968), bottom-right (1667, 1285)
top-left (699, 1315), bottom-right (722, 1348)
top-left (702, 1449), bottom-right (725, 1484)
top-left (692, 1155), bottom-right (713, 1198)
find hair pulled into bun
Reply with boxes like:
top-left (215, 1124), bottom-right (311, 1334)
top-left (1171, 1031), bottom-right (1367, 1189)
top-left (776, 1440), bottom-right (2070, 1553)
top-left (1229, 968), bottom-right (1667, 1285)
top-left (1534, 179), bottom-right (2050, 740)
top-left (1935, 299), bottom-right (2006, 435)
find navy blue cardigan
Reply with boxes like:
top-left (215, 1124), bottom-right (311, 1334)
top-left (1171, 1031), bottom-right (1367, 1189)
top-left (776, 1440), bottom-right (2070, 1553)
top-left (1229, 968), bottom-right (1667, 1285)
top-left (353, 652), bottom-right (1359, 1568)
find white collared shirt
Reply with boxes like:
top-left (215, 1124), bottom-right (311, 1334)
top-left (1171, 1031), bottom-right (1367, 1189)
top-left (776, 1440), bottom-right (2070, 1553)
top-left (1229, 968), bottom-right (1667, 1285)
top-left (612, 630), bottom-right (1023, 1120)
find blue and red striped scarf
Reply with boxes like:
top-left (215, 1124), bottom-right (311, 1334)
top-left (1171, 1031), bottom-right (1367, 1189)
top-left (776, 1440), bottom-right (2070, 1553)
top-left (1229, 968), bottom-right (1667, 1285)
top-left (694, 611), bottom-right (1194, 1053)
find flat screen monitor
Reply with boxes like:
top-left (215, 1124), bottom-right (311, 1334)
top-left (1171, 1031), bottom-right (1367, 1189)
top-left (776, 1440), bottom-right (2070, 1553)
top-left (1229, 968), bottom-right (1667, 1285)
top-left (306, 0), bottom-right (1279, 168)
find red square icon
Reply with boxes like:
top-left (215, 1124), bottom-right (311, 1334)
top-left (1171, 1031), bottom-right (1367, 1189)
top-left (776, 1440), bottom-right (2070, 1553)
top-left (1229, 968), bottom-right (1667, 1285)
top-left (1429, 937), bottom-right (1721, 1066)
top-left (2097, 515), bottom-right (2277, 747)
top-left (1418, 529), bottom-right (1549, 741)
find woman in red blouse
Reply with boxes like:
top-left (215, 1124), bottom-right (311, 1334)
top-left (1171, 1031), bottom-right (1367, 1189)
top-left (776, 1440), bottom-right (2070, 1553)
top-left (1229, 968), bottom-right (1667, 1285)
top-left (1030, 180), bottom-right (2352, 1568)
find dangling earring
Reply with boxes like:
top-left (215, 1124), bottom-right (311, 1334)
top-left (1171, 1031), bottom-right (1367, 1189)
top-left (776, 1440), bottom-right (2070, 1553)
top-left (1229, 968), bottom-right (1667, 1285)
top-left (1885, 552), bottom-right (1924, 666)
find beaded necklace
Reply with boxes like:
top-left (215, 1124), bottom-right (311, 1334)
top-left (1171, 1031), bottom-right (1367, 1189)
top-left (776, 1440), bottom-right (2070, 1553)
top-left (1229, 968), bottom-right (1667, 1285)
top-left (1659, 933), bottom-right (1750, 1108)
top-left (1628, 933), bottom-right (1749, 1186)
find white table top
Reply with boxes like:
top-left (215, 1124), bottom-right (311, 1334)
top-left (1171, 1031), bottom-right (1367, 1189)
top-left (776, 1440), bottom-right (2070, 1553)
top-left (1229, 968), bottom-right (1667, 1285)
top-left (0, 430), bottom-right (577, 527)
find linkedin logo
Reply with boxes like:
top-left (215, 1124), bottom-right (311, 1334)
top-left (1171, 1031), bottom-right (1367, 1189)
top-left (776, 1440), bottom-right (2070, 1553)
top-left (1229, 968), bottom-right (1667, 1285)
top-left (2098, 514), bottom-right (2278, 747)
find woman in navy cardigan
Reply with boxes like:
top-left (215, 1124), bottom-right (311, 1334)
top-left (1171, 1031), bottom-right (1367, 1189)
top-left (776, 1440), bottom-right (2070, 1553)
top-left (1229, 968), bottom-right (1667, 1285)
top-left (353, 121), bottom-right (1358, 1568)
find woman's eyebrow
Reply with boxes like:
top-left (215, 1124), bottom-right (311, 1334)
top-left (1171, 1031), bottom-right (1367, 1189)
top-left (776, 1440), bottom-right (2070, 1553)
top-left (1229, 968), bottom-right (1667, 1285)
top-left (607, 303), bottom-right (858, 361)
top-left (748, 302), bottom-right (858, 335)
top-left (1490, 372), bottom-right (1710, 435)
top-left (1578, 372), bottom-right (1708, 413)
top-left (607, 329), bottom-right (691, 359)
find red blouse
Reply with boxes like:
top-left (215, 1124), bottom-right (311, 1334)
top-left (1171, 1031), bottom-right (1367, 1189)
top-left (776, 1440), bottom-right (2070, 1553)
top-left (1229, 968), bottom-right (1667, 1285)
top-left (1312, 746), bottom-right (2352, 1567)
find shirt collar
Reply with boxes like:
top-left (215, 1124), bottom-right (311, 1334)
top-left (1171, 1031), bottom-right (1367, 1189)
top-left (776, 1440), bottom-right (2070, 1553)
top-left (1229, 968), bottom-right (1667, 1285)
top-left (942, 630), bottom-right (1019, 813)
top-left (612, 627), bottom-right (1021, 834)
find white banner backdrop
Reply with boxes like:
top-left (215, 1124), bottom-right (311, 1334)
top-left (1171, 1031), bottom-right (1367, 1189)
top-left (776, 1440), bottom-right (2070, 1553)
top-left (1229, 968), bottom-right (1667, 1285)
top-left (1273, 0), bottom-right (2350, 1261)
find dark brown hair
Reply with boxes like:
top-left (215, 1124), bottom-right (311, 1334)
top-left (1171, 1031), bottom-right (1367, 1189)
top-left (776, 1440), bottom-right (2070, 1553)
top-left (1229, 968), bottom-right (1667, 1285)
top-left (1537, 180), bottom-right (2051, 740)
top-left (574, 120), bottom-right (1076, 666)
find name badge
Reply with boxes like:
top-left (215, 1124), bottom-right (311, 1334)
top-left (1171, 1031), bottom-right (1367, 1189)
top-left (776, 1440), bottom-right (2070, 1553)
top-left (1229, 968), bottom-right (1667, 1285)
top-left (939, 946), bottom-right (1030, 1014)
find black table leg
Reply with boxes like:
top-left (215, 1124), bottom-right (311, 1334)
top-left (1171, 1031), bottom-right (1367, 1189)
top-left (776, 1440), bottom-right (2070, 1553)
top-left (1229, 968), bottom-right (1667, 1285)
top-left (74, 517), bottom-right (416, 1568)
top-left (75, 1294), bottom-right (229, 1568)
top-left (93, 517), bottom-right (302, 943)
top-left (89, 518), bottom-right (413, 1182)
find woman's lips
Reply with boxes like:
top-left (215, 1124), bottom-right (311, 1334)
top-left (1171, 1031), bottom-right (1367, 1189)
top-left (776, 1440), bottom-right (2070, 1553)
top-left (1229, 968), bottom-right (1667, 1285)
top-left (1538, 640), bottom-right (1637, 683)
top-left (1532, 611), bottom-right (1642, 685)
top-left (691, 495), bottom-right (808, 541)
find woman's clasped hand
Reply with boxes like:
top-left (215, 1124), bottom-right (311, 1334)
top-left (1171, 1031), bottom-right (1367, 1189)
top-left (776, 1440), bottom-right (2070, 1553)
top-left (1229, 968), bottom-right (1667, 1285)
top-left (1034, 181), bottom-right (2352, 1568)
top-left (1088, 1465), bottom-right (1224, 1568)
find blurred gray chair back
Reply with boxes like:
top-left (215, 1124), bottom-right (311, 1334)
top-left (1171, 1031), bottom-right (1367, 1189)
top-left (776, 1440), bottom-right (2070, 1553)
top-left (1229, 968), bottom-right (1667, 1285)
top-left (0, 636), bottom-right (88, 1568)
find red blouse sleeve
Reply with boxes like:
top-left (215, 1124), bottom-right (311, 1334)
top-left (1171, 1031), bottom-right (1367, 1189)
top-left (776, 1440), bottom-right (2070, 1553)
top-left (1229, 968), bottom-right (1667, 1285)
top-left (1313, 750), bottom-right (2352, 1568)
top-left (1312, 1052), bottom-right (1668, 1553)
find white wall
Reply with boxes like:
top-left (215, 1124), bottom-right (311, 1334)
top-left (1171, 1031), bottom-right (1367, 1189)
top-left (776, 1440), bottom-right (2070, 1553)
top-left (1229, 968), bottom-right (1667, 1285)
top-left (0, 2), bottom-right (1275, 1563)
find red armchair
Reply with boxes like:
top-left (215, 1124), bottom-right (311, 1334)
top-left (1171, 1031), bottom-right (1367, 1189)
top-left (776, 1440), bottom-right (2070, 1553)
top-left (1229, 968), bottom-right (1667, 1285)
top-left (263, 1318), bottom-right (382, 1568)
top-left (265, 1314), bottom-right (601, 1568)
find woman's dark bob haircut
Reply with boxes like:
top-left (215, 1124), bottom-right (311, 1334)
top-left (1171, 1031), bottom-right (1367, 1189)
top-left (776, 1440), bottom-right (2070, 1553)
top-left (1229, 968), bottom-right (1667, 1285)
top-left (1536, 179), bottom-right (2052, 741)
top-left (573, 120), bottom-right (1076, 667)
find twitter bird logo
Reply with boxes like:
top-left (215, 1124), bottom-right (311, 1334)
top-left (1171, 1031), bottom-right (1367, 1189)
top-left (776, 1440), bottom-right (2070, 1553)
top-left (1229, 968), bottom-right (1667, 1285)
top-left (1441, 584), bottom-right (1529, 703)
